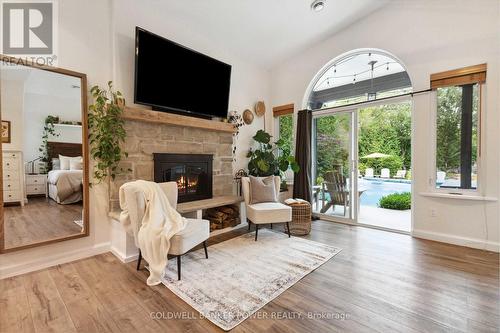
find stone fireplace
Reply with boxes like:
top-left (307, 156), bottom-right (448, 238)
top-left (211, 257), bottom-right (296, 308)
top-left (109, 120), bottom-right (234, 210)
top-left (154, 153), bottom-right (213, 203)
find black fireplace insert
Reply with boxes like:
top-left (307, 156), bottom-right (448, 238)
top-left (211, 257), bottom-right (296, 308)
top-left (153, 153), bottom-right (213, 203)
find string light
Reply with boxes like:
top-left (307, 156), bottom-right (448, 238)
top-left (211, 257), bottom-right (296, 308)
top-left (314, 53), bottom-right (402, 90)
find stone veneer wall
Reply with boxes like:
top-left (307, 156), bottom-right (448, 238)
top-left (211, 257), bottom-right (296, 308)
top-left (109, 120), bottom-right (234, 210)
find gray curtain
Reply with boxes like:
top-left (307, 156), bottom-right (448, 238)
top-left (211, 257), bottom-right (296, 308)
top-left (293, 109), bottom-right (312, 202)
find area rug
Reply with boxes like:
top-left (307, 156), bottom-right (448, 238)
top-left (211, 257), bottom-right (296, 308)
top-left (161, 229), bottom-right (341, 331)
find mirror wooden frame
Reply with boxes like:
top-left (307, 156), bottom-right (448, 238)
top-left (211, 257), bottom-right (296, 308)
top-left (0, 55), bottom-right (89, 253)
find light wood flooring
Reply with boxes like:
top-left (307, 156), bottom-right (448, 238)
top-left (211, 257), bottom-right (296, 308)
top-left (0, 221), bottom-right (498, 333)
top-left (4, 197), bottom-right (83, 249)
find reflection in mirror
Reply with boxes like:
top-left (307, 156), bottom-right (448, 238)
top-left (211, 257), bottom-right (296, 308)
top-left (1, 60), bottom-right (86, 250)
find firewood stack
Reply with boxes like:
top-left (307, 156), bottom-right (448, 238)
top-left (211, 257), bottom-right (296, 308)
top-left (204, 205), bottom-right (240, 231)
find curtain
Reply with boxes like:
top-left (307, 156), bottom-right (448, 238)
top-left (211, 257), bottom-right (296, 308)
top-left (293, 109), bottom-right (312, 202)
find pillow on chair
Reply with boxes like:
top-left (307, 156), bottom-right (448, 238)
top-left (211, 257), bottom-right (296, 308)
top-left (249, 175), bottom-right (277, 204)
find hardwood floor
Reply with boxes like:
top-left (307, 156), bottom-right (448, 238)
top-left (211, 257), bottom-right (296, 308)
top-left (4, 197), bottom-right (83, 249)
top-left (0, 221), bottom-right (498, 333)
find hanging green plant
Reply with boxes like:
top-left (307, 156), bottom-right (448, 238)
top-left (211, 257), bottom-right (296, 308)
top-left (88, 81), bottom-right (130, 184)
top-left (39, 115), bottom-right (60, 162)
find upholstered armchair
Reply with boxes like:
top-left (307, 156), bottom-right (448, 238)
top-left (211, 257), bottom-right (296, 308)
top-left (119, 181), bottom-right (210, 280)
top-left (241, 176), bottom-right (292, 241)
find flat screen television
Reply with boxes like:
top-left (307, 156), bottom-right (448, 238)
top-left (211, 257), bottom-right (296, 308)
top-left (134, 27), bottom-right (232, 119)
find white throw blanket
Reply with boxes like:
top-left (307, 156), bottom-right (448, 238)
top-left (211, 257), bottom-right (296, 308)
top-left (119, 180), bottom-right (187, 286)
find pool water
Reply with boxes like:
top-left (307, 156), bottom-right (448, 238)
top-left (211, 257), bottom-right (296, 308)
top-left (359, 178), bottom-right (411, 207)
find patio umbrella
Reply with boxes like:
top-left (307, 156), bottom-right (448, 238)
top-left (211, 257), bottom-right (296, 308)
top-left (361, 152), bottom-right (391, 159)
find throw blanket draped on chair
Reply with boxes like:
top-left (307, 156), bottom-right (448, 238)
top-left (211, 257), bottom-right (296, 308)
top-left (119, 180), bottom-right (187, 286)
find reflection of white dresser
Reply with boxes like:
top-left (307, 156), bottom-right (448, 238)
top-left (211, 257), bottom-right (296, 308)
top-left (2, 150), bottom-right (25, 206)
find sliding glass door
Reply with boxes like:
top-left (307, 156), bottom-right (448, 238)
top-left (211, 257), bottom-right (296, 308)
top-left (311, 99), bottom-right (412, 233)
top-left (312, 110), bottom-right (357, 222)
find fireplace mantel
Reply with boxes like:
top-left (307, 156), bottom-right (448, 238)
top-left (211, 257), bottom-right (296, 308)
top-left (123, 106), bottom-right (236, 133)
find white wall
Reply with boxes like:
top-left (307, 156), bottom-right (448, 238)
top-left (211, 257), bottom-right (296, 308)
top-left (112, 0), bottom-right (271, 173)
top-left (270, 0), bottom-right (499, 251)
top-left (23, 71), bottom-right (82, 161)
top-left (0, 0), bottom-right (271, 277)
top-left (1, 70), bottom-right (82, 162)
top-left (0, 80), bottom-right (24, 151)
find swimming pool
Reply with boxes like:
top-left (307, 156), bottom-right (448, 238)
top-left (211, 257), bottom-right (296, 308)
top-left (359, 178), bottom-right (411, 207)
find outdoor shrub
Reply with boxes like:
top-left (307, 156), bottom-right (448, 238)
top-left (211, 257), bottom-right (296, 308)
top-left (358, 162), bottom-right (367, 174)
top-left (379, 192), bottom-right (411, 210)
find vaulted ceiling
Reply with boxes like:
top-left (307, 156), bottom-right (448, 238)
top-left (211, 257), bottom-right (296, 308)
top-left (154, 0), bottom-right (387, 68)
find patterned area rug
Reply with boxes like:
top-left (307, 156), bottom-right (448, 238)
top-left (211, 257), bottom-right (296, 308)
top-left (161, 229), bottom-right (341, 331)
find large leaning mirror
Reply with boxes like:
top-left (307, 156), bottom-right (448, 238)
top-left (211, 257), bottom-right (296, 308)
top-left (0, 56), bottom-right (88, 252)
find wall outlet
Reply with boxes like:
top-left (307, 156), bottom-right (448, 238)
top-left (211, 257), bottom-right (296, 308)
top-left (430, 208), bottom-right (437, 218)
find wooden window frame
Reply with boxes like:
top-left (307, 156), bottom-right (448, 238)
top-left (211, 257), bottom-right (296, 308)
top-left (430, 63), bottom-right (486, 89)
top-left (273, 103), bottom-right (295, 155)
top-left (431, 64), bottom-right (486, 192)
top-left (273, 103), bottom-right (294, 117)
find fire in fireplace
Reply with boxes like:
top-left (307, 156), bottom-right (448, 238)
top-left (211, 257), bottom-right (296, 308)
top-left (153, 153), bottom-right (213, 203)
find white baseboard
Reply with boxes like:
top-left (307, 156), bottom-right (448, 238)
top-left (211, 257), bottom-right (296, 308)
top-left (110, 246), bottom-right (139, 263)
top-left (0, 242), bottom-right (111, 279)
top-left (412, 229), bottom-right (499, 252)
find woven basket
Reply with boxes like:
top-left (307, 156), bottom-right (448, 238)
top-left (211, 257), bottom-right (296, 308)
top-left (285, 201), bottom-right (312, 236)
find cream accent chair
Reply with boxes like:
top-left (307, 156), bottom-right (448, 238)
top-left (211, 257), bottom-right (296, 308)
top-left (241, 176), bottom-right (292, 241)
top-left (120, 181), bottom-right (209, 280)
top-left (436, 171), bottom-right (446, 184)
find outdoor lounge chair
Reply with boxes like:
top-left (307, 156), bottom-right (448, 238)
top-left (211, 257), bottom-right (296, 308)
top-left (381, 168), bottom-right (390, 178)
top-left (365, 168), bottom-right (374, 178)
top-left (436, 171), bottom-right (446, 184)
top-left (394, 170), bottom-right (406, 179)
top-left (320, 169), bottom-right (348, 215)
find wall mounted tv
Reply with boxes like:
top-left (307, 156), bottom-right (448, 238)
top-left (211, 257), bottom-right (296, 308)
top-left (134, 27), bottom-right (232, 119)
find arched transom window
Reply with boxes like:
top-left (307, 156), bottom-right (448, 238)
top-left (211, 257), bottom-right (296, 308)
top-left (307, 51), bottom-right (412, 110)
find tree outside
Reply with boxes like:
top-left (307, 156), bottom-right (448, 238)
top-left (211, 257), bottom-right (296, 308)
top-left (358, 102), bottom-right (411, 175)
top-left (278, 102), bottom-right (415, 182)
top-left (436, 85), bottom-right (478, 183)
top-left (278, 114), bottom-right (293, 154)
top-left (313, 102), bottom-right (412, 182)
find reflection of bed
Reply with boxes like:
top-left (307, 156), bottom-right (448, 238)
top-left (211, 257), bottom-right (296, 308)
top-left (47, 170), bottom-right (83, 204)
top-left (46, 142), bottom-right (83, 204)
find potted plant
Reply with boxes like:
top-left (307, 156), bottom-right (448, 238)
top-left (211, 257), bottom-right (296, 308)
top-left (88, 81), bottom-right (130, 190)
top-left (38, 115), bottom-right (60, 169)
top-left (246, 129), bottom-right (299, 190)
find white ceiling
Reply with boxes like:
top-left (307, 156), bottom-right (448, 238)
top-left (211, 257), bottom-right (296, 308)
top-left (156, 0), bottom-right (388, 68)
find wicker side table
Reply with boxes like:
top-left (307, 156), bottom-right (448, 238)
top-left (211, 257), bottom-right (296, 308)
top-left (285, 201), bottom-right (312, 236)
